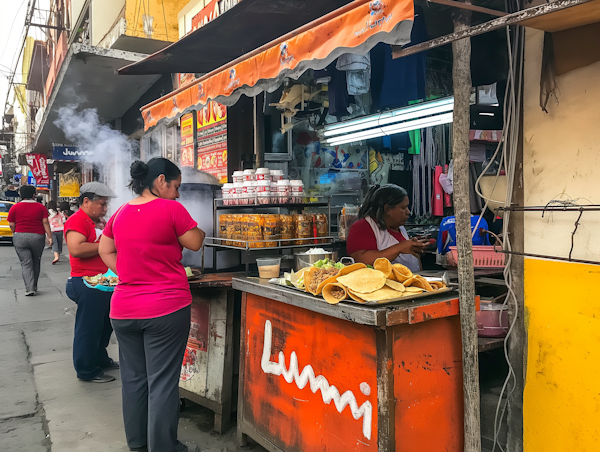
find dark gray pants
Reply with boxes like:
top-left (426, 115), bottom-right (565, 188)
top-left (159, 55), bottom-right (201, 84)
top-left (13, 232), bottom-right (46, 292)
top-left (112, 306), bottom-right (191, 452)
top-left (51, 231), bottom-right (63, 254)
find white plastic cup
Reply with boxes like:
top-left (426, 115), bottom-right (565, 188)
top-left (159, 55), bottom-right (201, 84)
top-left (233, 182), bottom-right (244, 206)
top-left (290, 180), bottom-right (304, 203)
top-left (257, 180), bottom-right (271, 205)
top-left (232, 171), bottom-right (244, 184)
top-left (255, 168), bottom-right (271, 181)
top-left (243, 169), bottom-right (256, 182)
top-left (270, 170), bottom-right (284, 182)
top-left (270, 182), bottom-right (278, 204)
top-left (222, 183), bottom-right (234, 206)
top-left (277, 179), bottom-right (291, 204)
top-left (245, 180), bottom-right (257, 205)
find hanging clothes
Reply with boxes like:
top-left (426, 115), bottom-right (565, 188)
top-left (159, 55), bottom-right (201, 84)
top-left (337, 53), bottom-right (371, 96)
top-left (370, 5), bottom-right (429, 111)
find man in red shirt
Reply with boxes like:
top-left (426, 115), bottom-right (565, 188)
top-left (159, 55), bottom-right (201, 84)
top-left (64, 182), bottom-right (119, 383)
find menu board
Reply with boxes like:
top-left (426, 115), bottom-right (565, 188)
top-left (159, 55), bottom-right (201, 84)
top-left (180, 113), bottom-right (195, 168)
top-left (197, 101), bottom-right (228, 184)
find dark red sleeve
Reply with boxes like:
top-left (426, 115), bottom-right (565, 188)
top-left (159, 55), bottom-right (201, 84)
top-left (346, 218), bottom-right (378, 255)
top-left (40, 205), bottom-right (49, 219)
top-left (7, 204), bottom-right (16, 223)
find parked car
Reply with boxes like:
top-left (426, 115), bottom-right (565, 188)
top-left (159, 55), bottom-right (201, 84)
top-left (0, 201), bottom-right (15, 242)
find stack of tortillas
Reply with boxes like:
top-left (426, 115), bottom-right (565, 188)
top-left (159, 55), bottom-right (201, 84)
top-left (319, 258), bottom-right (447, 304)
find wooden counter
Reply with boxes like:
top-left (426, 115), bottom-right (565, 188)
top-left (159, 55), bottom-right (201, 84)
top-left (233, 277), bottom-right (479, 452)
top-left (180, 272), bottom-right (243, 433)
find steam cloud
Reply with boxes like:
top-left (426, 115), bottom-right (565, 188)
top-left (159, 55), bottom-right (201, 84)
top-left (54, 105), bottom-right (135, 214)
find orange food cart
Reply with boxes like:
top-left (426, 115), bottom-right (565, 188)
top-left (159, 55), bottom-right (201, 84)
top-left (233, 277), bottom-right (479, 451)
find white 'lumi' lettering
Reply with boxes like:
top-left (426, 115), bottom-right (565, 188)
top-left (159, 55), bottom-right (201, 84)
top-left (261, 320), bottom-right (373, 440)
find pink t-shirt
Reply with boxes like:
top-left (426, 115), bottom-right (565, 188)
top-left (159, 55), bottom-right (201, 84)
top-left (103, 198), bottom-right (198, 320)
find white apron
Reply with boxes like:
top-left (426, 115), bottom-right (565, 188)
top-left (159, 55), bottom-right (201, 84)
top-left (365, 217), bottom-right (420, 272)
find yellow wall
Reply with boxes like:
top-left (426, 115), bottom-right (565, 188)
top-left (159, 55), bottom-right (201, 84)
top-left (523, 28), bottom-right (600, 451)
top-left (125, 0), bottom-right (187, 42)
top-left (523, 259), bottom-right (600, 451)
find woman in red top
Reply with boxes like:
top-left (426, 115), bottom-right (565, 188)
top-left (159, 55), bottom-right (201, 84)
top-left (100, 158), bottom-right (205, 452)
top-left (346, 184), bottom-right (428, 272)
top-left (7, 185), bottom-right (52, 295)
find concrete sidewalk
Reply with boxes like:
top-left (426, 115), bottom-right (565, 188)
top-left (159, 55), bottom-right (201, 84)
top-left (0, 244), bottom-right (242, 452)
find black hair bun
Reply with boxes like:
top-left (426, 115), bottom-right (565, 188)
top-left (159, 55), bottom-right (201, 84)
top-left (130, 161), bottom-right (149, 181)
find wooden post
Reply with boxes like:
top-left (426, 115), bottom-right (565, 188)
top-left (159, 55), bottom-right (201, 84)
top-left (451, 6), bottom-right (482, 452)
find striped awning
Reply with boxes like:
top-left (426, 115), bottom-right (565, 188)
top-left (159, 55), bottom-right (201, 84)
top-left (139, 0), bottom-right (415, 130)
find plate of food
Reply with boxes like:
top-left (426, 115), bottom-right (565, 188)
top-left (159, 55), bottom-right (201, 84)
top-left (186, 267), bottom-right (202, 280)
top-left (83, 269), bottom-right (119, 292)
top-left (272, 258), bottom-right (451, 305)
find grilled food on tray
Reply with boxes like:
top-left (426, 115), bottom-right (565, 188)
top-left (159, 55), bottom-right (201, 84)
top-left (84, 274), bottom-right (119, 287)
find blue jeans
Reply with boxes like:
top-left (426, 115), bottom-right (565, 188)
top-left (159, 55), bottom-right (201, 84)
top-left (67, 277), bottom-right (114, 380)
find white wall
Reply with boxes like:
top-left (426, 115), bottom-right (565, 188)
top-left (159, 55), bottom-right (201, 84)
top-left (178, 0), bottom-right (206, 38)
top-left (91, 0), bottom-right (126, 46)
top-left (523, 29), bottom-right (600, 262)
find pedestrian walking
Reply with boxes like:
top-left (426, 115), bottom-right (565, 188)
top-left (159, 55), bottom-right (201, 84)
top-left (64, 182), bottom-right (119, 383)
top-left (99, 158), bottom-right (205, 452)
top-left (47, 201), bottom-right (66, 264)
top-left (7, 185), bottom-right (53, 296)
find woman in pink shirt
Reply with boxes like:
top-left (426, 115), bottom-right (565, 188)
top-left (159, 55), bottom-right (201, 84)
top-left (99, 158), bottom-right (205, 452)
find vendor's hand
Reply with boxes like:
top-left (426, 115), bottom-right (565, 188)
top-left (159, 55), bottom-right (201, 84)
top-left (396, 238), bottom-right (428, 258)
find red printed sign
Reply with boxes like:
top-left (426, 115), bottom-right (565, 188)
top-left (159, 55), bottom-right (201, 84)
top-left (25, 153), bottom-right (49, 186)
top-left (181, 301), bottom-right (209, 382)
top-left (191, 0), bottom-right (241, 32)
top-left (197, 101), bottom-right (227, 183)
top-left (242, 294), bottom-right (378, 451)
top-left (180, 113), bottom-right (195, 168)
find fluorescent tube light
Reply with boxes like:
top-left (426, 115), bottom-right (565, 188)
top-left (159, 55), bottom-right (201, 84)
top-left (324, 97), bottom-right (454, 138)
top-left (326, 112), bottom-right (453, 146)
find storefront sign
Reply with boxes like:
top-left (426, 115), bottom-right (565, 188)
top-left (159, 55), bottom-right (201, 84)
top-left (197, 101), bottom-right (228, 183)
top-left (242, 294), bottom-right (378, 450)
top-left (180, 113), bottom-right (195, 168)
top-left (52, 145), bottom-right (92, 161)
top-left (25, 153), bottom-right (50, 186)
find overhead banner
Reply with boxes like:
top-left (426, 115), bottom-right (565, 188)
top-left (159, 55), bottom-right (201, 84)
top-left (25, 153), bottom-right (50, 186)
top-left (142, 0), bottom-right (414, 130)
top-left (59, 170), bottom-right (81, 198)
top-left (180, 113), bottom-right (195, 168)
top-left (197, 101), bottom-right (228, 184)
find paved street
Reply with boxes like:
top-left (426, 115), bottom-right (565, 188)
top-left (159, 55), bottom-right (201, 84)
top-left (0, 244), bottom-right (241, 452)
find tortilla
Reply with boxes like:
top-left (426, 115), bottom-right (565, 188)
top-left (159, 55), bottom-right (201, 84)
top-left (429, 281), bottom-right (446, 290)
top-left (336, 268), bottom-right (386, 294)
top-left (404, 286), bottom-right (425, 293)
top-left (290, 267), bottom-right (311, 288)
top-left (347, 290), bottom-right (366, 303)
top-left (391, 263), bottom-right (413, 283)
top-left (348, 287), bottom-right (403, 302)
top-left (322, 283), bottom-right (348, 304)
top-left (385, 279), bottom-right (406, 292)
top-left (337, 262), bottom-right (367, 277)
top-left (373, 258), bottom-right (393, 279)
top-left (305, 267), bottom-right (341, 295)
top-left (411, 275), bottom-right (435, 292)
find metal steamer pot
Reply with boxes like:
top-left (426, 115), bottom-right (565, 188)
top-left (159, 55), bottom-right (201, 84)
top-left (293, 251), bottom-right (339, 272)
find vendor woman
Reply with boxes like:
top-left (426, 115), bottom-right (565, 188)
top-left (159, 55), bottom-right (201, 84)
top-left (346, 184), bottom-right (427, 272)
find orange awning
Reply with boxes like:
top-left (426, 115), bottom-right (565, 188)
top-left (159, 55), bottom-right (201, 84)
top-left (140, 0), bottom-right (415, 131)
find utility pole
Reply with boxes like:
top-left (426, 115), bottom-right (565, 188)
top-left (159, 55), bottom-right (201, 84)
top-left (451, 3), bottom-right (482, 452)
